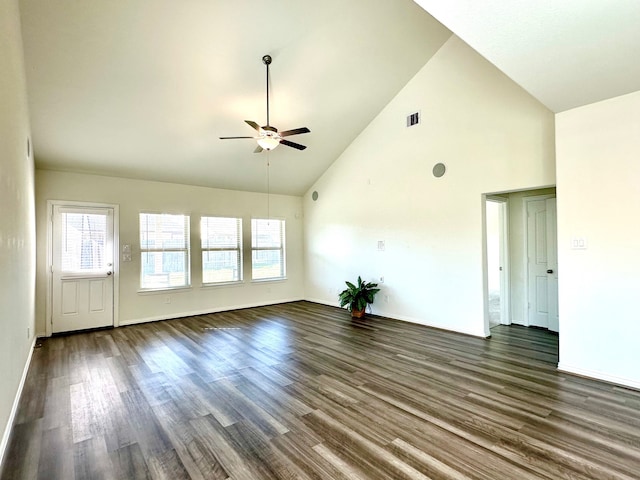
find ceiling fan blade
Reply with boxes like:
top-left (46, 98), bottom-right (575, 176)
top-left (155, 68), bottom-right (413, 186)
top-left (280, 139), bottom-right (307, 150)
top-left (280, 127), bottom-right (310, 137)
top-left (245, 120), bottom-right (263, 132)
top-left (254, 145), bottom-right (264, 153)
top-left (219, 136), bottom-right (256, 139)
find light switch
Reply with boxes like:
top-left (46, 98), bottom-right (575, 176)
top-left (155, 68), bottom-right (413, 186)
top-left (122, 244), bottom-right (131, 253)
top-left (122, 253), bottom-right (132, 262)
top-left (571, 237), bottom-right (588, 250)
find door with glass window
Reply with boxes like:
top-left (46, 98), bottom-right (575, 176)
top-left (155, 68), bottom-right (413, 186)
top-left (52, 205), bottom-right (114, 333)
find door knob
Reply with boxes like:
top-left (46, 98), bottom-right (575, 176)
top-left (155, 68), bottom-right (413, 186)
top-left (546, 269), bottom-right (553, 274)
top-left (107, 271), bottom-right (113, 276)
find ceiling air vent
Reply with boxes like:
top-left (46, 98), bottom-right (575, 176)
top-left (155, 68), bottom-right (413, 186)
top-left (406, 111), bottom-right (420, 127)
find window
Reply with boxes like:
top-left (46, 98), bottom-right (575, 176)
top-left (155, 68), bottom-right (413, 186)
top-left (201, 216), bottom-right (242, 284)
top-left (251, 218), bottom-right (285, 280)
top-left (60, 211), bottom-right (107, 273)
top-left (139, 213), bottom-right (190, 289)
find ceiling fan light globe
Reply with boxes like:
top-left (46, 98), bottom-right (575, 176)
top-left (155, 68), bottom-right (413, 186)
top-left (257, 136), bottom-right (280, 151)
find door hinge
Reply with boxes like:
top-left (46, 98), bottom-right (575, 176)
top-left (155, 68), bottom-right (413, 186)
top-left (527, 302), bottom-right (531, 309)
top-left (50, 265), bottom-right (53, 273)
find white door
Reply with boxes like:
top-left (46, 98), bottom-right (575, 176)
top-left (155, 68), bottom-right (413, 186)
top-left (546, 198), bottom-right (559, 332)
top-left (52, 205), bottom-right (115, 333)
top-left (486, 199), bottom-right (507, 327)
top-left (526, 198), bottom-right (558, 330)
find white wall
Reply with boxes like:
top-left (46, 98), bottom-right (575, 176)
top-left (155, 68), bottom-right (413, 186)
top-left (556, 90), bottom-right (640, 389)
top-left (304, 36), bottom-right (555, 337)
top-left (0, 0), bottom-right (36, 464)
top-left (35, 171), bottom-right (304, 333)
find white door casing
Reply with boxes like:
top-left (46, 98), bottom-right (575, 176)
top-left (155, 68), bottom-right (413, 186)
top-left (51, 204), bottom-right (116, 333)
top-left (526, 196), bottom-right (558, 330)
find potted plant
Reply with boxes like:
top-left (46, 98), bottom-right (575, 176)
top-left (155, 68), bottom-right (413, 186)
top-left (338, 276), bottom-right (380, 318)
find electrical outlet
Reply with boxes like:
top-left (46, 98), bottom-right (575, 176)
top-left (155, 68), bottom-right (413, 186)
top-left (27, 327), bottom-right (30, 339)
top-left (164, 296), bottom-right (171, 304)
top-left (379, 276), bottom-right (384, 283)
top-left (384, 295), bottom-right (390, 303)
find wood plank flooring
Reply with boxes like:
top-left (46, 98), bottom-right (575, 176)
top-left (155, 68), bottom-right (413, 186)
top-left (2, 301), bottom-right (640, 479)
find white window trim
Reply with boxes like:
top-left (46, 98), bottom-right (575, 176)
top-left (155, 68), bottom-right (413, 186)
top-left (139, 212), bottom-right (191, 291)
top-left (251, 217), bottom-right (286, 281)
top-left (200, 215), bottom-right (243, 286)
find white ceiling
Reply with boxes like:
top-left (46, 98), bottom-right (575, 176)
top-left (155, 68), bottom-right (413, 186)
top-left (19, 0), bottom-right (451, 195)
top-left (20, 1), bottom-right (640, 196)
top-left (414, 0), bottom-right (640, 113)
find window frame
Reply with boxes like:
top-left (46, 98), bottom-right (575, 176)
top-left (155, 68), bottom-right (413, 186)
top-left (200, 215), bottom-right (243, 286)
top-left (139, 212), bottom-right (191, 291)
top-left (251, 218), bottom-right (286, 281)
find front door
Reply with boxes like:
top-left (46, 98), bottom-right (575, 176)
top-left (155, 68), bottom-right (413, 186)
top-left (526, 197), bottom-right (558, 330)
top-left (51, 205), bottom-right (115, 333)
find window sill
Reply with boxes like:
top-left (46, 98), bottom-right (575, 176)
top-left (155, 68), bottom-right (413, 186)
top-left (137, 286), bottom-right (191, 295)
top-left (250, 277), bottom-right (287, 284)
top-left (200, 281), bottom-right (244, 289)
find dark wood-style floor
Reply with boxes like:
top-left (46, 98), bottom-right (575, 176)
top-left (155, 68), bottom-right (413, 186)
top-left (2, 301), bottom-right (640, 479)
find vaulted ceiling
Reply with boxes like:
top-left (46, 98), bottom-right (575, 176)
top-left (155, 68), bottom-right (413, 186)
top-left (414, 0), bottom-right (640, 113)
top-left (19, 0), bottom-right (451, 195)
top-left (19, 1), bottom-right (640, 195)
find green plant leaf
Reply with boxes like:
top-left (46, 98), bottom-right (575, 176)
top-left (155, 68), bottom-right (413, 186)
top-left (337, 275), bottom-right (380, 312)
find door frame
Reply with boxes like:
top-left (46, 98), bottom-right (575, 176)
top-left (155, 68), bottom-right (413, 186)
top-left (46, 200), bottom-right (120, 337)
top-left (522, 194), bottom-right (556, 328)
top-left (482, 195), bottom-right (510, 336)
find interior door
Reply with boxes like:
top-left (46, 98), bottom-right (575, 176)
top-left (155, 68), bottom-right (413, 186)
top-left (52, 205), bottom-right (114, 333)
top-left (486, 199), bottom-right (506, 327)
top-left (526, 197), bottom-right (558, 329)
top-left (546, 198), bottom-right (559, 332)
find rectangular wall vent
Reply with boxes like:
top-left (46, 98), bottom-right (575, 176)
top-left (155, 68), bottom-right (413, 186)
top-left (406, 111), bottom-right (420, 127)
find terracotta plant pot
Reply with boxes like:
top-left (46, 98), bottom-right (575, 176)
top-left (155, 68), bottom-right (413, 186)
top-left (351, 308), bottom-right (365, 319)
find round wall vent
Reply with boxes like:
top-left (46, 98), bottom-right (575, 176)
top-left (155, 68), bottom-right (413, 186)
top-left (432, 163), bottom-right (446, 178)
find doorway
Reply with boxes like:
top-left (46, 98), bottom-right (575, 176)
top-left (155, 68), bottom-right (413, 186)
top-left (483, 187), bottom-right (558, 336)
top-left (47, 201), bottom-right (119, 335)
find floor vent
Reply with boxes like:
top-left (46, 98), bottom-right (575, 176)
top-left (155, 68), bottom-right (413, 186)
top-left (204, 327), bottom-right (242, 331)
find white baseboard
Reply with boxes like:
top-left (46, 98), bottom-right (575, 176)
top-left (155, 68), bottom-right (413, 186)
top-left (558, 363), bottom-right (640, 391)
top-left (119, 297), bottom-right (304, 326)
top-left (304, 298), bottom-right (488, 338)
top-left (0, 338), bottom-right (37, 469)
top-left (304, 297), bottom-right (339, 308)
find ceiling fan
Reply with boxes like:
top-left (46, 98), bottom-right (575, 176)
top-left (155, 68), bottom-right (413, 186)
top-left (219, 55), bottom-right (310, 153)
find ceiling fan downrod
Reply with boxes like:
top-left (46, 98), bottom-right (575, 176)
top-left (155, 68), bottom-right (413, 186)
top-left (263, 55), bottom-right (272, 127)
